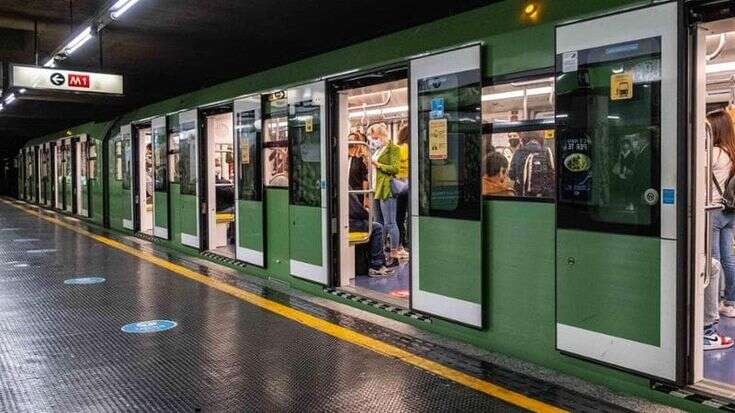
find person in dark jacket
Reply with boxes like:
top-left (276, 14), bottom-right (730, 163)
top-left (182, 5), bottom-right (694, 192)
top-left (508, 131), bottom-right (552, 196)
top-left (349, 194), bottom-right (394, 277)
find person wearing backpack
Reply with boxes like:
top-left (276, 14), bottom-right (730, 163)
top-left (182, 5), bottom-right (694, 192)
top-left (508, 132), bottom-right (554, 197)
top-left (705, 109), bottom-right (735, 350)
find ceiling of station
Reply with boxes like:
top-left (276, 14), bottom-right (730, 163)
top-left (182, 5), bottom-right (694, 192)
top-left (0, 0), bottom-right (497, 156)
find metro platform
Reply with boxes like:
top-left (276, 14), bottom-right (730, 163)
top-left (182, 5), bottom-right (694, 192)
top-left (0, 199), bottom-right (671, 412)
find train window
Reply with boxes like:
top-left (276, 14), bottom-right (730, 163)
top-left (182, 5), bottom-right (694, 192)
top-left (417, 69), bottom-right (482, 219)
top-left (481, 75), bottom-right (555, 199)
top-left (153, 124), bottom-right (167, 191)
top-left (555, 37), bottom-right (661, 235)
top-left (179, 121), bottom-right (197, 195)
top-left (121, 136), bottom-right (132, 190)
top-left (114, 139), bottom-right (123, 181)
top-left (263, 92), bottom-right (289, 188)
top-left (168, 131), bottom-right (180, 183)
top-left (88, 143), bottom-right (97, 179)
top-left (289, 94), bottom-right (321, 207)
top-left (236, 107), bottom-right (261, 200)
top-left (80, 141), bottom-right (88, 182)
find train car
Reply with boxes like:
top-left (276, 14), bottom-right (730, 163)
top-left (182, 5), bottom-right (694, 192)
top-left (18, 0), bottom-right (735, 409)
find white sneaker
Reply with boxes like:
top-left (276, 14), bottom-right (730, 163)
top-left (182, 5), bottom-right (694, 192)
top-left (720, 303), bottom-right (735, 318)
top-left (368, 266), bottom-right (395, 277)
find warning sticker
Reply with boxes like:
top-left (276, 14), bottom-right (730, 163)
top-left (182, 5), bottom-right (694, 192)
top-left (610, 72), bottom-right (634, 101)
top-left (304, 116), bottom-right (314, 133)
top-left (562, 51), bottom-right (578, 73)
top-left (428, 119), bottom-right (448, 160)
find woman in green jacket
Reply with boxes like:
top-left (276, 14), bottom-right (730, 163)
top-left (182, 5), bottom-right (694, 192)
top-left (370, 126), bottom-right (401, 259)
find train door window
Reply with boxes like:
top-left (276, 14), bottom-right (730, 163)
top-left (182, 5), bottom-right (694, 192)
top-left (63, 141), bottom-right (73, 213)
top-left (39, 147), bottom-right (47, 204)
top-left (137, 127), bottom-right (154, 234)
top-left (179, 123), bottom-right (197, 195)
top-left (481, 74), bottom-right (556, 199)
top-left (263, 91), bottom-right (289, 187)
top-left (168, 127), bottom-right (180, 183)
top-left (115, 139), bottom-right (123, 181)
top-left (204, 111), bottom-right (236, 258)
top-left (332, 68), bottom-right (411, 307)
top-left (79, 138), bottom-right (89, 217)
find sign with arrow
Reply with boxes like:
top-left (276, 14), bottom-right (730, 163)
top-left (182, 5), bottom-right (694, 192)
top-left (9, 64), bottom-right (123, 95)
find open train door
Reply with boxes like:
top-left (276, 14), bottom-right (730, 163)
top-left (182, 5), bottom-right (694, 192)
top-left (151, 116), bottom-right (170, 239)
top-left (554, 2), bottom-right (680, 381)
top-left (179, 109), bottom-right (201, 248)
top-left (409, 45), bottom-right (483, 327)
top-left (120, 125), bottom-right (134, 229)
top-left (288, 81), bottom-right (328, 284)
top-left (234, 95), bottom-right (265, 266)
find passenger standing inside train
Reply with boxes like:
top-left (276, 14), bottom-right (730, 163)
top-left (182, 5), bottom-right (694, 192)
top-left (711, 110), bottom-right (735, 317)
top-left (705, 110), bottom-right (735, 350)
top-left (348, 132), bottom-right (369, 207)
top-left (395, 125), bottom-right (410, 258)
top-left (371, 125), bottom-right (401, 260)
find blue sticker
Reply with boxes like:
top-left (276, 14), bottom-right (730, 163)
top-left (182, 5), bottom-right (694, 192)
top-left (430, 97), bottom-right (444, 119)
top-left (121, 320), bottom-right (177, 334)
top-left (64, 277), bottom-right (106, 285)
top-left (662, 189), bottom-right (675, 205)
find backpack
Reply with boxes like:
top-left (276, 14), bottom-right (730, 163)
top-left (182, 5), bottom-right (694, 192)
top-left (713, 173), bottom-right (735, 212)
top-left (522, 148), bottom-right (555, 197)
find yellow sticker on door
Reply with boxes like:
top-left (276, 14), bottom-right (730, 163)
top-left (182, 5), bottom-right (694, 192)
top-left (428, 118), bottom-right (448, 160)
top-left (304, 116), bottom-right (314, 133)
top-left (610, 73), bottom-right (633, 101)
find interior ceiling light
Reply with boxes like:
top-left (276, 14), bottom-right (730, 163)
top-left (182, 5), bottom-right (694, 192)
top-left (706, 61), bottom-right (735, 74)
top-left (19, 89), bottom-right (26, 94)
top-left (482, 86), bottom-right (552, 101)
top-left (64, 27), bottom-right (93, 55)
top-left (4, 94), bottom-right (16, 105)
top-left (110, 0), bottom-right (141, 19)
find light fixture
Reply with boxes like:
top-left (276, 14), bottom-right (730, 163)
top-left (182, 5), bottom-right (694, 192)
top-left (19, 88), bottom-right (26, 94)
top-left (523, 2), bottom-right (538, 16)
top-left (0, 104), bottom-right (4, 111)
top-left (481, 86), bottom-right (553, 101)
top-left (110, 0), bottom-right (141, 19)
top-left (64, 27), bottom-right (93, 55)
top-left (4, 94), bottom-right (16, 105)
top-left (43, 57), bottom-right (56, 68)
top-left (607, 115), bottom-right (620, 120)
top-left (706, 61), bottom-right (735, 74)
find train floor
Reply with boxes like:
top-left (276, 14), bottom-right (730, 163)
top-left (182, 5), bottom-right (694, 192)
top-left (0, 199), bottom-right (674, 412)
top-left (705, 315), bottom-right (735, 385)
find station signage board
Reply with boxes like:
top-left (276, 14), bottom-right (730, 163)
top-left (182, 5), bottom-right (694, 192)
top-left (10, 64), bottom-right (123, 95)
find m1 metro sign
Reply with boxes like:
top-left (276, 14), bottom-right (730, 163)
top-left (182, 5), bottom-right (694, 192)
top-left (10, 64), bottom-right (123, 95)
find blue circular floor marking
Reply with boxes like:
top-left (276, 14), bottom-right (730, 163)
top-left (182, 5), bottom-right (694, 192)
top-left (64, 277), bottom-right (106, 285)
top-left (121, 320), bottom-right (177, 334)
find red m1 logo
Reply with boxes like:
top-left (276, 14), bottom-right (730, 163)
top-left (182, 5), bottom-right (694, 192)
top-left (68, 74), bottom-right (90, 88)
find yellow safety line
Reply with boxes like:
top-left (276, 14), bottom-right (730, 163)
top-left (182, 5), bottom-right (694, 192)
top-left (5, 199), bottom-right (566, 413)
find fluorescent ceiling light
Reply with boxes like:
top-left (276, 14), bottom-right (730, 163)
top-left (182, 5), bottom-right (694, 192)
top-left (65, 27), bottom-right (92, 55)
top-left (4, 94), bottom-right (16, 104)
top-left (348, 105), bottom-right (408, 119)
top-left (111, 0), bottom-right (141, 19)
top-left (482, 86), bottom-right (553, 102)
top-left (43, 58), bottom-right (56, 68)
top-left (19, 88), bottom-right (26, 94)
top-left (607, 115), bottom-right (620, 120)
top-left (707, 61), bottom-right (735, 74)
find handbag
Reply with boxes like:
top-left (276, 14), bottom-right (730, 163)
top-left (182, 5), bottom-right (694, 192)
top-left (391, 177), bottom-right (408, 195)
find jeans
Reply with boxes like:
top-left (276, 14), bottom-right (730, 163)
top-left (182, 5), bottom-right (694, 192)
top-left (705, 259), bottom-right (722, 327)
top-left (712, 210), bottom-right (735, 303)
top-left (396, 181), bottom-right (409, 248)
top-left (369, 222), bottom-right (385, 269)
top-left (379, 197), bottom-right (399, 250)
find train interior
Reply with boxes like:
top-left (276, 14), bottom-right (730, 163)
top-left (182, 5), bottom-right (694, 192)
top-left (695, 15), bottom-right (735, 395)
top-left (136, 127), bottom-right (154, 235)
top-left (205, 111), bottom-right (236, 258)
top-left (335, 72), bottom-right (410, 307)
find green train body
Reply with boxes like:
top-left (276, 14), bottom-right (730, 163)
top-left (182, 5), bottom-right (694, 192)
top-left (13, 1), bottom-right (723, 410)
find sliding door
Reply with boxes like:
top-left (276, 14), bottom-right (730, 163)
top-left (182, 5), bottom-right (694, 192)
top-left (554, 2), bottom-right (678, 380)
top-left (152, 116), bottom-right (170, 239)
top-left (179, 109), bottom-right (200, 248)
top-left (120, 125), bottom-right (134, 229)
top-left (234, 96), bottom-right (265, 266)
top-left (409, 45), bottom-right (483, 327)
top-left (288, 81), bottom-right (328, 284)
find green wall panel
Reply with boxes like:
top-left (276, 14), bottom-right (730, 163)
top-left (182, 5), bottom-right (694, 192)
top-left (266, 189), bottom-right (290, 280)
top-left (289, 204), bottom-right (322, 267)
top-left (418, 216), bottom-right (481, 303)
top-left (238, 199), bottom-right (263, 252)
top-left (556, 229), bottom-right (661, 346)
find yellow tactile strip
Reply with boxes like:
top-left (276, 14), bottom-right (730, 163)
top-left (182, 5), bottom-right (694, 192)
top-left (4, 199), bottom-right (566, 413)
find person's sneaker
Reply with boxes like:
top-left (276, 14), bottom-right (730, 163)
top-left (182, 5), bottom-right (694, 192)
top-left (720, 303), bottom-right (735, 318)
top-left (396, 247), bottom-right (409, 259)
top-left (705, 328), bottom-right (734, 350)
top-left (368, 266), bottom-right (395, 277)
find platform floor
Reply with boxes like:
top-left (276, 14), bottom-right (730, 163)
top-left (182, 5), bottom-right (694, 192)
top-left (0, 200), bottom-right (654, 412)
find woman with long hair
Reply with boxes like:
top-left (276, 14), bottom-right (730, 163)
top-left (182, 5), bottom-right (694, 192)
top-left (370, 125), bottom-right (401, 261)
top-left (704, 109), bottom-right (735, 350)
